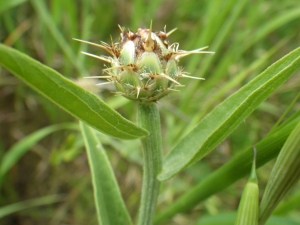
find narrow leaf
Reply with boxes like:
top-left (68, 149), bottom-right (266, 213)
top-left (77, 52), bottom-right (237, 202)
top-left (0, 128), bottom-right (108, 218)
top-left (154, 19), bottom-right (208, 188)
top-left (0, 195), bottom-right (65, 219)
top-left (259, 120), bottom-right (300, 225)
top-left (273, 190), bottom-right (300, 215)
top-left (159, 47), bottom-right (300, 180)
top-left (0, 44), bottom-right (148, 140)
top-left (0, 123), bottom-right (78, 179)
top-left (154, 111), bottom-right (300, 224)
top-left (235, 149), bottom-right (259, 225)
top-left (196, 213), bottom-right (300, 225)
top-left (29, 0), bottom-right (85, 76)
top-left (80, 122), bottom-right (132, 225)
top-left (0, 0), bottom-right (27, 13)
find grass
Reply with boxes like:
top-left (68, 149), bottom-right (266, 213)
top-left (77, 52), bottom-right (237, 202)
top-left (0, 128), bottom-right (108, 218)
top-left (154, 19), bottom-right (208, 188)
top-left (0, 0), bottom-right (300, 224)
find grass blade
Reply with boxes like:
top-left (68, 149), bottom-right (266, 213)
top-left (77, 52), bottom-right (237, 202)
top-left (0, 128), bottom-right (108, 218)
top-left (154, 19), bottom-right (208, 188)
top-left (0, 195), bottom-right (65, 219)
top-left (0, 123), bottom-right (78, 179)
top-left (29, 0), bottom-right (85, 76)
top-left (154, 111), bottom-right (300, 223)
top-left (259, 120), bottom-right (300, 225)
top-left (273, 190), bottom-right (300, 216)
top-left (0, 44), bottom-right (148, 140)
top-left (182, 0), bottom-right (248, 107)
top-left (196, 213), bottom-right (299, 225)
top-left (0, 0), bottom-right (27, 13)
top-left (235, 149), bottom-right (259, 225)
top-left (158, 47), bottom-right (300, 181)
top-left (183, 38), bottom-right (288, 134)
top-left (80, 122), bottom-right (132, 225)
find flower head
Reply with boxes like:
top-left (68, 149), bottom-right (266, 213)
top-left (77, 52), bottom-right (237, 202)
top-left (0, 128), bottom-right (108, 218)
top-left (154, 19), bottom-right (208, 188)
top-left (74, 22), bottom-right (214, 103)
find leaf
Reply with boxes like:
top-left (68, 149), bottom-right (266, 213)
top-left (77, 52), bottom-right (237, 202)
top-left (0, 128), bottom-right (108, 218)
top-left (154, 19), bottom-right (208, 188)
top-left (29, 0), bottom-right (85, 76)
top-left (154, 111), bottom-right (300, 224)
top-left (0, 44), bottom-right (148, 140)
top-left (196, 213), bottom-right (299, 225)
top-left (158, 47), bottom-right (300, 181)
top-left (0, 123), bottom-right (78, 180)
top-left (273, 190), bottom-right (300, 216)
top-left (80, 122), bottom-right (132, 225)
top-left (235, 149), bottom-right (259, 225)
top-left (0, 195), bottom-right (65, 219)
top-left (259, 120), bottom-right (300, 225)
top-left (0, 0), bottom-right (27, 14)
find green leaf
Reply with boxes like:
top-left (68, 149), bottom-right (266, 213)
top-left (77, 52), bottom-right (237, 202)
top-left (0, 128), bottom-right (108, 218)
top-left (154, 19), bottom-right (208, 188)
top-left (235, 150), bottom-right (259, 225)
top-left (273, 190), bottom-right (300, 216)
top-left (0, 123), bottom-right (78, 180)
top-left (0, 195), bottom-right (65, 219)
top-left (154, 111), bottom-right (300, 224)
top-left (29, 0), bottom-right (85, 76)
top-left (0, 0), bottom-right (27, 14)
top-left (196, 213), bottom-right (300, 225)
top-left (259, 120), bottom-right (300, 225)
top-left (158, 47), bottom-right (300, 181)
top-left (80, 122), bottom-right (132, 225)
top-left (0, 44), bottom-right (148, 140)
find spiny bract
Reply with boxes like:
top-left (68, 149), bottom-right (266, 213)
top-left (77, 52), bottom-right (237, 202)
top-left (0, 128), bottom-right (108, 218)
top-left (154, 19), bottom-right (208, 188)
top-left (74, 23), bottom-right (213, 103)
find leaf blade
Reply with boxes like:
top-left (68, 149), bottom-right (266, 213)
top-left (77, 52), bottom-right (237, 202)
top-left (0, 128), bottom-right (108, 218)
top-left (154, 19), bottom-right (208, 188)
top-left (154, 111), bottom-right (300, 224)
top-left (0, 44), bottom-right (148, 140)
top-left (0, 123), bottom-right (78, 179)
top-left (0, 195), bottom-right (65, 219)
top-left (159, 47), bottom-right (300, 180)
top-left (80, 122), bottom-right (132, 225)
top-left (259, 120), bottom-right (300, 225)
top-left (0, 0), bottom-right (27, 14)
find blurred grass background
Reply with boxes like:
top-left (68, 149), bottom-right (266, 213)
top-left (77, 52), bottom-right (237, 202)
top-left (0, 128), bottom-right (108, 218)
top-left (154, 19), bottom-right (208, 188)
top-left (0, 0), bottom-right (300, 224)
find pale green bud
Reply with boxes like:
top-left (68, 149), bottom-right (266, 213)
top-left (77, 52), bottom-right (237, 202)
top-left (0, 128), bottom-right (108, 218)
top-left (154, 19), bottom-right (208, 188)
top-left (74, 23), bottom-right (214, 103)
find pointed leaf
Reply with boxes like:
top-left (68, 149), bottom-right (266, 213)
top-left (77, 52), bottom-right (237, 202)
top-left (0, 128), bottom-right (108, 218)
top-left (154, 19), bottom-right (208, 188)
top-left (159, 47), bottom-right (300, 180)
top-left (235, 149), bottom-right (259, 225)
top-left (259, 120), bottom-right (300, 225)
top-left (0, 44), bottom-right (148, 140)
top-left (0, 123), bottom-right (78, 179)
top-left (154, 111), bottom-right (300, 224)
top-left (0, 195), bottom-right (65, 219)
top-left (80, 122), bottom-right (132, 225)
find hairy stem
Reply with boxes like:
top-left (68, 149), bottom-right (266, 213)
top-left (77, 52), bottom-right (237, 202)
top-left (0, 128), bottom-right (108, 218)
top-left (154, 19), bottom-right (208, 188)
top-left (137, 103), bottom-right (163, 225)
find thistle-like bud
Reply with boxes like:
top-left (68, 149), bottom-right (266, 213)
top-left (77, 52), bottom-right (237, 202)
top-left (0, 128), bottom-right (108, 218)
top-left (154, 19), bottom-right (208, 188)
top-left (74, 22), bottom-right (214, 103)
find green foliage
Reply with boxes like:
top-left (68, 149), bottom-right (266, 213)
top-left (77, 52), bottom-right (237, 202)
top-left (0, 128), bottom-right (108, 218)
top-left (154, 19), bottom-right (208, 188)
top-left (0, 123), bottom-right (78, 181)
top-left (0, 44), bottom-right (148, 140)
top-left (259, 120), bottom-right (300, 225)
top-left (0, 195), bottom-right (64, 219)
top-left (159, 47), bottom-right (300, 180)
top-left (1, 0), bottom-right (300, 224)
top-left (0, 0), bottom-right (27, 14)
top-left (197, 213), bottom-right (299, 225)
top-left (235, 150), bottom-right (259, 225)
top-left (80, 122), bottom-right (132, 225)
top-left (154, 111), bottom-right (300, 223)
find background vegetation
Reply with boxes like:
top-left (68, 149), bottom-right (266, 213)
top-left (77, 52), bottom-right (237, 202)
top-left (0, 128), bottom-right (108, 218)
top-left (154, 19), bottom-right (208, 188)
top-left (0, 0), bottom-right (299, 224)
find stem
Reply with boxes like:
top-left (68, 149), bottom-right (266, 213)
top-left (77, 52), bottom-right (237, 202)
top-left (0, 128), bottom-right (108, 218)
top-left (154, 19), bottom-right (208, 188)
top-left (137, 103), bottom-right (163, 225)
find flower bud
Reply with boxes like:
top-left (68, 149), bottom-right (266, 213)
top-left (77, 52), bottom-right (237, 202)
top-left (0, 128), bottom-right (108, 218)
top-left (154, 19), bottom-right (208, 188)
top-left (75, 22), bottom-right (214, 103)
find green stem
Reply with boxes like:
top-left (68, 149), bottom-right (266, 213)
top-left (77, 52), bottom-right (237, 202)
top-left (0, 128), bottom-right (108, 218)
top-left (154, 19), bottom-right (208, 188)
top-left (137, 103), bottom-right (163, 225)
